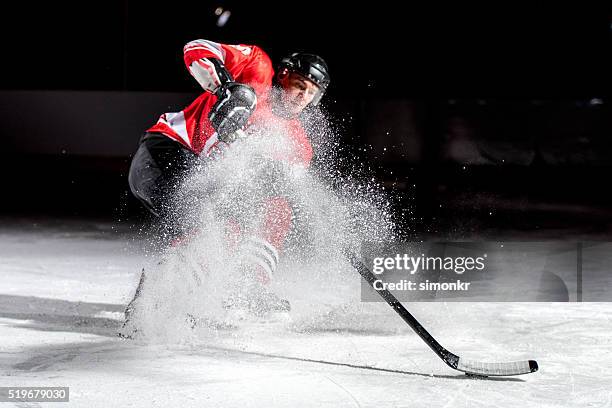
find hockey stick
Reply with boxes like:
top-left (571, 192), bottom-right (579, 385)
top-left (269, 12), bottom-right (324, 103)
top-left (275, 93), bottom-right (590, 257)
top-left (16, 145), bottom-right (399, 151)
top-left (348, 253), bottom-right (538, 377)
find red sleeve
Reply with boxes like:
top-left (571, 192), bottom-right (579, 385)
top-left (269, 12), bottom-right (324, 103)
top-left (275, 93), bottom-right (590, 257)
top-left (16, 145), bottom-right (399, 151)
top-left (183, 39), bottom-right (227, 65)
top-left (183, 40), bottom-right (274, 97)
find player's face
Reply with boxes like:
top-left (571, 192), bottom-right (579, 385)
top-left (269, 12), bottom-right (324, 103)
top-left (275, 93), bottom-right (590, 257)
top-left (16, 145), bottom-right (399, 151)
top-left (278, 72), bottom-right (321, 115)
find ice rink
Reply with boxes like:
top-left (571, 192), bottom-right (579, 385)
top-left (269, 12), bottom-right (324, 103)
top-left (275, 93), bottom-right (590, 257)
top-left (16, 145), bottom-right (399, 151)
top-left (1, 218), bottom-right (611, 407)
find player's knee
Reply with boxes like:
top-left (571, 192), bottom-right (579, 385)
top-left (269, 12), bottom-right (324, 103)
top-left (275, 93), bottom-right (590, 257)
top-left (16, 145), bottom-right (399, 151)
top-left (265, 196), bottom-right (292, 222)
top-left (262, 196), bottom-right (293, 249)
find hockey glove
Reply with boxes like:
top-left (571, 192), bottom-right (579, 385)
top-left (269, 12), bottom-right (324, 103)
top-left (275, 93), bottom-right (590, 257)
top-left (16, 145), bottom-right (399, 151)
top-left (209, 82), bottom-right (257, 143)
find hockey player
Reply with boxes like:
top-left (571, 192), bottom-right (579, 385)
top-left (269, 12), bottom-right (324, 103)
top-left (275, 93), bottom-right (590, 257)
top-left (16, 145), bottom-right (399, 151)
top-left (129, 40), bottom-right (329, 216)
top-left (124, 39), bottom-right (330, 327)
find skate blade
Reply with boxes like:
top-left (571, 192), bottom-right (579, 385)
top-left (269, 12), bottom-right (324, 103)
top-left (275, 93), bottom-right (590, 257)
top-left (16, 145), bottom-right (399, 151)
top-left (117, 322), bottom-right (138, 340)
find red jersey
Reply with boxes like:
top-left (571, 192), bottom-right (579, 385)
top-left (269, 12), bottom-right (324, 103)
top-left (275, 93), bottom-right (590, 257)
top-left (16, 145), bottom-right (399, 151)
top-left (147, 40), bottom-right (313, 166)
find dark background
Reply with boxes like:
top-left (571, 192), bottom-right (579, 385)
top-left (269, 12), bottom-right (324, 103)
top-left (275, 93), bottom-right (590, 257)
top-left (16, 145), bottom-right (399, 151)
top-left (3, 2), bottom-right (611, 96)
top-left (2, 2), bottom-right (612, 238)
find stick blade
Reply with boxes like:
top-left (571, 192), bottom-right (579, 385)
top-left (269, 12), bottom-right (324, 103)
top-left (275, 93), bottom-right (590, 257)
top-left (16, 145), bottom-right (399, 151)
top-left (456, 358), bottom-right (538, 376)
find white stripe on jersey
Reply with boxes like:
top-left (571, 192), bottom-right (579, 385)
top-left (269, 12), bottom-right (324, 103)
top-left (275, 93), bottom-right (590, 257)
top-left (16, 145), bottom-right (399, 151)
top-left (161, 111), bottom-right (191, 147)
top-left (189, 58), bottom-right (222, 92)
top-left (203, 132), bottom-right (219, 156)
top-left (184, 39), bottom-right (225, 61)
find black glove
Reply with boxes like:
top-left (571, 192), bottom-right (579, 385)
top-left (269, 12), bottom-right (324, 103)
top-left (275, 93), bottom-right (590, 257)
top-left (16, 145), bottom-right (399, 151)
top-left (208, 82), bottom-right (257, 142)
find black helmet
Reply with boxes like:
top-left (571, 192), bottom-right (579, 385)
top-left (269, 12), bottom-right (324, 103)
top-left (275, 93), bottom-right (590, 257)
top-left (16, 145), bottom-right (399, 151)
top-left (277, 52), bottom-right (330, 105)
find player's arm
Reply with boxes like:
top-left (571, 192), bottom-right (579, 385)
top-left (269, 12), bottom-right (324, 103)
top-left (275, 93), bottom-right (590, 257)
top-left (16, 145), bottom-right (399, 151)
top-left (183, 39), bottom-right (257, 141)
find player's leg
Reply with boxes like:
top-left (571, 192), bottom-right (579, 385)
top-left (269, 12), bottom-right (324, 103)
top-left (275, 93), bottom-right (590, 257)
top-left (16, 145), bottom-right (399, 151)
top-left (121, 133), bottom-right (198, 337)
top-left (223, 195), bottom-right (294, 316)
top-left (245, 196), bottom-right (293, 284)
top-left (128, 132), bottom-right (197, 220)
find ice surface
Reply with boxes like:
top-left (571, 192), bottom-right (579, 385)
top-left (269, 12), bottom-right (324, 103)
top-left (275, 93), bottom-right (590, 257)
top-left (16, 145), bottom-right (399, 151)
top-left (1, 221), bottom-right (611, 407)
